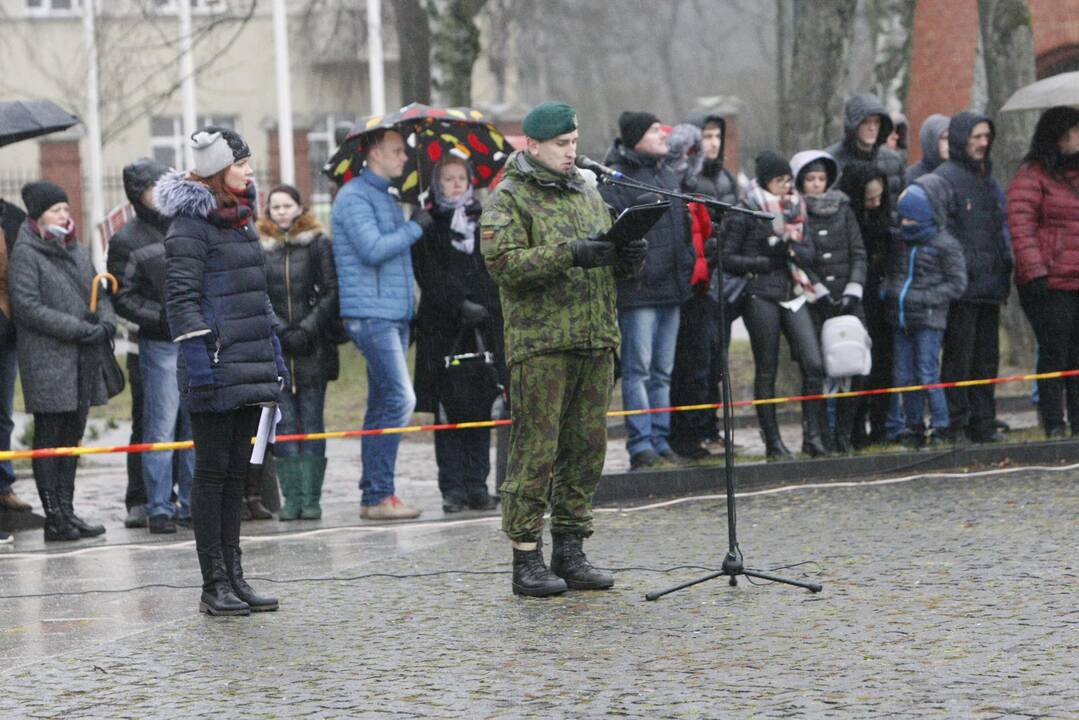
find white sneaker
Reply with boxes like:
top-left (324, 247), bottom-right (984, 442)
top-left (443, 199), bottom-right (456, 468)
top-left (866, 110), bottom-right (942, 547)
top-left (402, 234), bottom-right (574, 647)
top-left (0, 531), bottom-right (13, 544)
top-left (360, 496), bottom-right (422, 520)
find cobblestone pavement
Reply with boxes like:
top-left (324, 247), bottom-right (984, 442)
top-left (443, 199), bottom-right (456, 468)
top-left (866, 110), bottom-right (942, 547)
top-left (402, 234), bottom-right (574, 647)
top-left (0, 466), bottom-right (1075, 718)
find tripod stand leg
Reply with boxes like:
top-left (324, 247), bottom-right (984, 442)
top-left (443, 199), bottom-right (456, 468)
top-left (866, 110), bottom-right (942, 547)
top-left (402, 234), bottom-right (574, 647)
top-left (742, 569), bottom-right (822, 593)
top-left (645, 570), bottom-right (726, 601)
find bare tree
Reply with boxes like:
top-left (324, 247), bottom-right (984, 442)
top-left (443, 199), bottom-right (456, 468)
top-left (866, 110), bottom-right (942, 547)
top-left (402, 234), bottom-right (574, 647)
top-left (978, 0), bottom-right (1039, 365)
top-left (393, 0), bottom-right (433, 104)
top-left (780, 0), bottom-right (858, 155)
top-left (430, 0), bottom-right (489, 106)
top-left (870, 0), bottom-right (917, 112)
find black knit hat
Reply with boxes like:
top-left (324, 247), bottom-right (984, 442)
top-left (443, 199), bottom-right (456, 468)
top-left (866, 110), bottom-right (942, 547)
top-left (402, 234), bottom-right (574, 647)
top-left (755, 151), bottom-right (792, 187)
top-left (619, 111), bottom-right (660, 149)
top-left (21, 181), bottom-right (69, 220)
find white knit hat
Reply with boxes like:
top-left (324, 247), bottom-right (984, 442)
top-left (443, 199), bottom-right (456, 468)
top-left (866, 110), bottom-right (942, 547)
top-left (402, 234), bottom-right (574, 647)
top-left (190, 126), bottom-right (251, 177)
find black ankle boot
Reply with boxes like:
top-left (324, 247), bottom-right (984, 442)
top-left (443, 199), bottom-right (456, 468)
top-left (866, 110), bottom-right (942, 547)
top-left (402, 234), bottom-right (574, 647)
top-left (224, 545), bottom-right (278, 612)
top-left (511, 545), bottom-right (567, 597)
top-left (800, 401), bottom-right (830, 457)
top-left (40, 488), bottom-right (80, 542)
top-left (59, 473), bottom-right (105, 537)
top-left (550, 533), bottom-right (615, 590)
top-left (758, 406), bottom-right (792, 460)
top-left (197, 552), bottom-right (250, 616)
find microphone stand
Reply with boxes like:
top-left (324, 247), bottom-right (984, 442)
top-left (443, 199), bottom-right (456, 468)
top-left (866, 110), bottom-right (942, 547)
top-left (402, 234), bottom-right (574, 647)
top-left (594, 172), bottom-right (822, 599)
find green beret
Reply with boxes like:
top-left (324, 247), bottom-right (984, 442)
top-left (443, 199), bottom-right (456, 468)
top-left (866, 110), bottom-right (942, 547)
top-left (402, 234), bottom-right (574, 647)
top-left (522, 101), bottom-right (578, 141)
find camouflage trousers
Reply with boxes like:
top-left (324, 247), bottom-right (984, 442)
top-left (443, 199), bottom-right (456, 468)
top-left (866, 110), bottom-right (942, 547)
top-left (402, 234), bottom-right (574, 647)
top-left (502, 349), bottom-right (614, 543)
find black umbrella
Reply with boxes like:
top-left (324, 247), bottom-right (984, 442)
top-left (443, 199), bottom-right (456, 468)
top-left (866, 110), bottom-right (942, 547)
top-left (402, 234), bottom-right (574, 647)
top-left (0, 100), bottom-right (81, 148)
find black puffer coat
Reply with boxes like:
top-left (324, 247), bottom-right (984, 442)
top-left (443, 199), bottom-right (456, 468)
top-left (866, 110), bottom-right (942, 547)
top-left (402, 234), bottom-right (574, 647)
top-left (109, 158), bottom-right (171, 341)
top-left (258, 212), bottom-right (340, 390)
top-left (600, 141), bottom-right (695, 309)
top-left (155, 171), bottom-right (283, 413)
top-left (116, 241), bottom-right (169, 341)
top-left (719, 198), bottom-right (816, 303)
top-left (412, 201), bottom-right (507, 414)
top-left (931, 111), bottom-right (1013, 304)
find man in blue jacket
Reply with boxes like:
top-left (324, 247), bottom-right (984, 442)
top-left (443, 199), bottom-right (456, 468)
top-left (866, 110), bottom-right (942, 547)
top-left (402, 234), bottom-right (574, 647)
top-left (332, 129), bottom-right (433, 520)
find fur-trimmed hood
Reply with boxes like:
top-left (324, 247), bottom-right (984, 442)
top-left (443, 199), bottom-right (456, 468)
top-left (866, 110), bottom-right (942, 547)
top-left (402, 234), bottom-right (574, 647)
top-left (153, 170), bottom-right (218, 220)
top-left (257, 211), bottom-right (324, 250)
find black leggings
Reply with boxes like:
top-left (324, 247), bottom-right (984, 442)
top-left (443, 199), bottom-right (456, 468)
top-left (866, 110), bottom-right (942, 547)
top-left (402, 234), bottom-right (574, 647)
top-left (1018, 284), bottom-right (1079, 432)
top-left (743, 296), bottom-right (825, 402)
top-left (32, 407), bottom-right (89, 498)
top-left (189, 406), bottom-right (261, 562)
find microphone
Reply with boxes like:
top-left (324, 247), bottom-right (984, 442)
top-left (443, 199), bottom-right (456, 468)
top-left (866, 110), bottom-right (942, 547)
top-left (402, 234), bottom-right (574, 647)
top-left (575, 155), bottom-right (624, 179)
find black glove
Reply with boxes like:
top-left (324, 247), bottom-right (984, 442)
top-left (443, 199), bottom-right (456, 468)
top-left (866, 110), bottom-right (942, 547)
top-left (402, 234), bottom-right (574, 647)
top-left (1026, 276), bottom-right (1050, 300)
top-left (568, 236), bottom-right (616, 269)
top-left (279, 327), bottom-right (312, 356)
top-left (618, 237), bottom-right (648, 265)
top-left (84, 310), bottom-right (101, 325)
top-left (411, 208), bottom-right (434, 232)
top-left (839, 295), bottom-right (861, 314)
top-left (80, 324), bottom-right (107, 345)
top-left (703, 236), bottom-right (718, 262)
top-left (459, 300), bottom-right (490, 327)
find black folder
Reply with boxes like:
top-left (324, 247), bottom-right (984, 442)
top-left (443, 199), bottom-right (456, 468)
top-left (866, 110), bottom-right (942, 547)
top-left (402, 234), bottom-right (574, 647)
top-left (604, 201), bottom-right (671, 250)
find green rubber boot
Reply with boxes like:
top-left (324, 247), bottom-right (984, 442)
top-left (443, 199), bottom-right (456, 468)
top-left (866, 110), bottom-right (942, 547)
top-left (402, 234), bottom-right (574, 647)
top-left (299, 456), bottom-right (326, 520)
top-left (276, 457), bottom-right (305, 521)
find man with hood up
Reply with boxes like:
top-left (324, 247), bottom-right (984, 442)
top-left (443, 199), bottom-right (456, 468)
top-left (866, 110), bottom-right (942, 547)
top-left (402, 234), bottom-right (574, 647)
top-left (827, 93), bottom-right (905, 445)
top-left (107, 158), bottom-right (172, 529)
top-left (931, 110), bottom-right (1013, 443)
top-left (905, 114), bottom-right (951, 185)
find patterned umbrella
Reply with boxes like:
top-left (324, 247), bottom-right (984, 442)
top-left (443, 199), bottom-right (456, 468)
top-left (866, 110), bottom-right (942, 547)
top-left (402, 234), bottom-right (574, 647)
top-left (325, 103), bottom-right (509, 204)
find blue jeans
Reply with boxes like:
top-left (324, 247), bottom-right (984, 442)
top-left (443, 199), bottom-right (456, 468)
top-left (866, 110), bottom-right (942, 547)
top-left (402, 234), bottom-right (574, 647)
top-left (139, 338), bottom-right (193, 519)
top-left (346, 318), bottom-right (416, 506)
top-left (0, 336), bottom-right (17, 495)
top-left (273, 384), bottom-right (327, 458)
top-left (618, 305), bottom-right (680, 456)
top-left (893, 327), bottom-right (948, 431)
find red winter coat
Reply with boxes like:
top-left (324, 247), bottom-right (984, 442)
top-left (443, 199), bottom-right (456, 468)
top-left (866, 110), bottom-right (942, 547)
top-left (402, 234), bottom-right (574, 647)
top-left (1008, 162), bottom-right (1079, 289)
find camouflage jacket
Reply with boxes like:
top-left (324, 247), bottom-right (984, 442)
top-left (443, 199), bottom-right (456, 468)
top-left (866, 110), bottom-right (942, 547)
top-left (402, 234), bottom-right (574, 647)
top-left (482, 151), bottom-right (638, 365)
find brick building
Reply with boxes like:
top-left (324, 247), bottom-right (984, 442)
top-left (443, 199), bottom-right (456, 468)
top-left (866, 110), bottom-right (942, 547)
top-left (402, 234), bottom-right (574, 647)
top-left (906, 0), bottom-right (1079, 164)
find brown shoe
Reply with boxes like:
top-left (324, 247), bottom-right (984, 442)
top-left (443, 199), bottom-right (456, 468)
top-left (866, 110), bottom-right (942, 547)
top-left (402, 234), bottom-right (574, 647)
top-left (359, 495), bottom-right (421, 520)
top-left (0, 491), bottom-right (32, 512)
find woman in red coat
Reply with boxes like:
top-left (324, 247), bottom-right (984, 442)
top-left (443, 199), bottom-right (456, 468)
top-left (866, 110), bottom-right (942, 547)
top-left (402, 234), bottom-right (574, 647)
top-left (1008, 106), bottom-right (1079, 437)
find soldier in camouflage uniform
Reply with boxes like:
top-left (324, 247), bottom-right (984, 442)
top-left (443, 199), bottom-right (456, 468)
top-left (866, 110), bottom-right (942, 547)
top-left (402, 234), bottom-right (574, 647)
top-left (482, 101), bottom-right (647, 597)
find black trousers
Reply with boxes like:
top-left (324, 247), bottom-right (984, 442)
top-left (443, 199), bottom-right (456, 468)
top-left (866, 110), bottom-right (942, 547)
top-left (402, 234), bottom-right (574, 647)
top-left (125, 352), bottom-right (146, 511)
top-left (190, 406), bottom-right (261, 566)
top-left (434, 426), bottom-right (492, 504)
top-left (941, 301), bottom-right (1000, 435)
top-left (32, 407), bottom-right (89, 502)
top-left (1018, 284), bottom-right (1079, 432)
top-left (855, 286), bottom-right (894, 439)
top-left (744, 296), bottom-right (824, 420)
top-left (670, 293), bottom-right (718, 444)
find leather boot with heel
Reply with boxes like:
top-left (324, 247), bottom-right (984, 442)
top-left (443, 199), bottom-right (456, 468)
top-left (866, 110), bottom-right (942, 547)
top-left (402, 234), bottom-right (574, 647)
top-left (758, 405), bottom-right (793, 460)
top-left (550, 533), bottom-right (615, 590)
top-left (59, 463), bottom-right (105, 537)
top-left (800, 400), bottom-right (831, 458)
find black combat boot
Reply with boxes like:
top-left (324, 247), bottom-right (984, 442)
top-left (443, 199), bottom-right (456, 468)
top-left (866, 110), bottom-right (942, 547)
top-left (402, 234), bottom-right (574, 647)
top-left (223, 544), bottom-right (279, 612)
top-left (550, 533), bottom-right (615, 590)
top-left (58, 459), bottom-right (105, 537)
top-left (511, 544), bottom-right (567, 597)
top-left (197, 550), bottom-right (250, 616)
top-left (757, 406), bottom-right (792, 460)
top-left (800, 400), bottom-right (830, 458)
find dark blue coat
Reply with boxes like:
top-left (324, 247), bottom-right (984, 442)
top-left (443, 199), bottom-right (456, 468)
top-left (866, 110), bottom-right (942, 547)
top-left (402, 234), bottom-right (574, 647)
top-left (600, 142), bottom-right (695, 309)
top-left (155, 171), bottom-right (283, 413)
top-left (931, 111), bottom-right (1013, 304)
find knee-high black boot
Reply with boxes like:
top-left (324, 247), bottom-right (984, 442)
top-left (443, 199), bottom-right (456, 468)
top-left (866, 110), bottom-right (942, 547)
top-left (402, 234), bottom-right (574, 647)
top-left (801, 400), bottom-right (830, 457)
top-left (757, 405), bottom-right (792, 460)
top-left (192, 473), bottom-right (248, 615)
top-left (35, 456), bottom-right (79, 542)
top-left (58, 456), bottom-right (105, 537)
top-left (221, 471), bottom-right (277, 611)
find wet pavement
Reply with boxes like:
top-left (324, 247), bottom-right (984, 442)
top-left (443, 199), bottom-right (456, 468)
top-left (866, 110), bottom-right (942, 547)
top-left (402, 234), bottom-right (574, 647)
top-left (1, 462), bottom-right (1076, 718)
